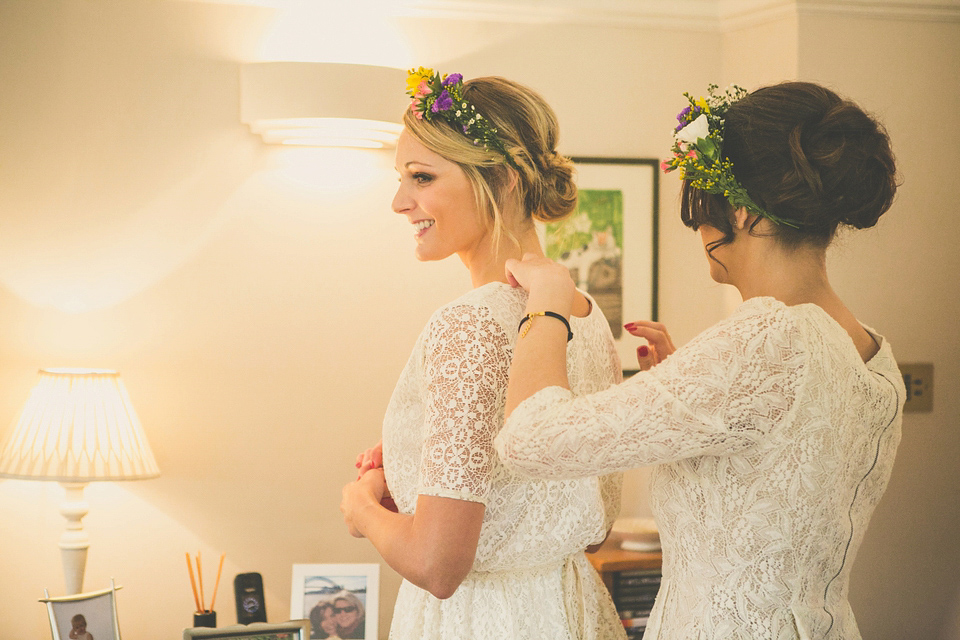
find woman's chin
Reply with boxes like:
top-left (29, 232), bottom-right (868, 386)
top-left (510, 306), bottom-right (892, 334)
top-left (414, 246), bottom-right (445, 262)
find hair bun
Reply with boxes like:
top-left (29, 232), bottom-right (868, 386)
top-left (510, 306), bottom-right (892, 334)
top-left (531, 151), bottom-right (577, 223)
top-left (721, 82), bottom-right (898, 244)
top-left (788, 100), bottom-right (897, 231)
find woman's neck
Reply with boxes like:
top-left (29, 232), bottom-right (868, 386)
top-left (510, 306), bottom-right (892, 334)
top-left (725, 229), bottom-right (833, 306)
top-left (462, 224), bottom-right (544, 289)
top-left (736, 255), bottom-right (833, 306)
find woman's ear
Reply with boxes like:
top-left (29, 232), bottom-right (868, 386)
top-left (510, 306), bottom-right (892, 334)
top-left (732, 207), bottom-right (759, 231)
top-left (733, 207), bottom-right (749, 230)
top-left (504, 167), bottom-right (519, 194)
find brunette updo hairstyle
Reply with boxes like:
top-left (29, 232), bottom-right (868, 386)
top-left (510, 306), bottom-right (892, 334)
top-left (681, 81), bottom-right (898, 252)
top-left (403, 76), bottom-right (577, 249)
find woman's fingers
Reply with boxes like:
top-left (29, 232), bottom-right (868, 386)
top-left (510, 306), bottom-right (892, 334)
top-left (356, 440), bottom-right (384, 478)
top-left (505, 254), bottom-right (574, 295)
top-left (636, 344), bottom-right (657, 370)
top-left (624, 320), bottom-right (677, 358)
top-left (504, 258), bottom-right (522, 288)
top-left (505, 254), bottom-right (546, 289)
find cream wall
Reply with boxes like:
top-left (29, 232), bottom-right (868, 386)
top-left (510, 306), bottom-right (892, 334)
top-left (795, 11), bottom-right (960, 640)
top-left (0, 2), bottom-right (957, 639)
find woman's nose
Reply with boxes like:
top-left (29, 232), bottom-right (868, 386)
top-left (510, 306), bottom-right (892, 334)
top-left (392, 185), bottom-right (413, 214)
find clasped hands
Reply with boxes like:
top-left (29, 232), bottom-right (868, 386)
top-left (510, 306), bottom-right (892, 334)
top-left (341, 440), bottom-right (396, 538)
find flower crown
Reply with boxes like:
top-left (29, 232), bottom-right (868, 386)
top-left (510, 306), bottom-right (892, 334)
top-left (406, 67), bottom-right (518, 169)
top-left (661, 84), bottom-right (801, 229)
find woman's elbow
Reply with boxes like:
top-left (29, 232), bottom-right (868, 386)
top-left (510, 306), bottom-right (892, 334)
top-left (425, 578), bottom-right (461, 600)
top-left (420, 557), bottom-right (473, 600)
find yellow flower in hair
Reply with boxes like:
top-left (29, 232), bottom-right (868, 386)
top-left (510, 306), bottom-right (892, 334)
top-left (695, 97), bottom-right (710, 113)
top-left (406, 66), bottom-right (434, 93)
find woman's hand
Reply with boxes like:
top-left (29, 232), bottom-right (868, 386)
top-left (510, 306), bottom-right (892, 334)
top-left (354, 439), bottom-right (397, 511)
top-left (355, 439), bottom-right (383, 478)
top-left (624, 320), bottom-right (677, 370)
top-left (341, 468), bottom-right (388, 538)
top-left (505, 254), bottom-right (576, 316)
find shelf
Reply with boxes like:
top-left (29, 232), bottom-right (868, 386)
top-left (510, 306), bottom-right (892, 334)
top-left (587, 538), bottom-right (662, 593)
top-left (587, 546), bottom-right (662, 574)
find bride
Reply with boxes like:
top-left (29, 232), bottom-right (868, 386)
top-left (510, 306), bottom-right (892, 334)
top-left (340, 68), bottom-right (626, 639)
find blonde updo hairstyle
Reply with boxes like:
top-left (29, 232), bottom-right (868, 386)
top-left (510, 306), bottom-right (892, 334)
top-left (402, 76), bottom-right (577, 251)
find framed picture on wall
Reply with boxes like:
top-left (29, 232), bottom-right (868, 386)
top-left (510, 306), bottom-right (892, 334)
top-left (290, 563), bottom-right (379, 640)
top-left (40, 581), bottom-right (122, 640)
top-left (183, 620), bottom-right (309, 640)
top-left (543, 157), bottom-right (659, 370)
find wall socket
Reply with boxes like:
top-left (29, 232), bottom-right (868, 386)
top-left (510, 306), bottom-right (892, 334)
top-left (900, 363), bottom-right (933, 412)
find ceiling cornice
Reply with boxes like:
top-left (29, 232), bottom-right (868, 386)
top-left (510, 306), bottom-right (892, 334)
top-left (397, 1), bottom-right (721, 30)
top-left (397, 0), bottom-right (960, 27)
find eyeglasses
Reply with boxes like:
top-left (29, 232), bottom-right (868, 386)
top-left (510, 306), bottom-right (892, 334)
top-left (333, 606), bottom-right (357, 614)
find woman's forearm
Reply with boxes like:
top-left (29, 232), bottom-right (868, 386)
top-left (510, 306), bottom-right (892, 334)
top-left (354, 494), bottom-right (484, 600)
top-left (504, 274), bottom-right (577, 417)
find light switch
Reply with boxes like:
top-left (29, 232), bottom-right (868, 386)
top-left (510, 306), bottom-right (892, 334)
top-left (900, 363), bottom-right (933, 412)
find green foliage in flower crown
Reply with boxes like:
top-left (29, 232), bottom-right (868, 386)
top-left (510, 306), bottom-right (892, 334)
top-left (661, 84), bottom-right (802, 229)
top-left (406, 67), bottom-right (518, 169)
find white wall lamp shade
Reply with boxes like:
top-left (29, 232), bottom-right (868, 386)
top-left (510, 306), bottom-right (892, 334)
top-left (0, 368), bottom-right (159, 594)
top-left (241, 62), bottom-right (408, 148)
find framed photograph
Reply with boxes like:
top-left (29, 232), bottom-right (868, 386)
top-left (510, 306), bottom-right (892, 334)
top-left (40, 581), bottom-right (122, 640)
top-left (543, 157), bottom-right (659, 370)
top-left (290, 564), bottom-right (379, 640)
top-left (183, 620), bottom-right (309, 640)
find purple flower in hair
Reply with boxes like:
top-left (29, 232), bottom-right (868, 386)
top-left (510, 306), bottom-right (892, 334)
top-left (443, 73), bottom-right (463, 87)
top-left (432, 89), bottom-right (453, 112)
top-left (677, 106), bottom-right (691, 123)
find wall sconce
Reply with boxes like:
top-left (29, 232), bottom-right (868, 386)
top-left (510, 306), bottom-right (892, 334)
top-left (0, 369), bottom-right (159, 594)
top-left (241, 62), bottom-right (408, 148)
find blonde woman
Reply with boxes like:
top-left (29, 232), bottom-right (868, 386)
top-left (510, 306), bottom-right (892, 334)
top-left (340, 69), bottom-right (625, 640)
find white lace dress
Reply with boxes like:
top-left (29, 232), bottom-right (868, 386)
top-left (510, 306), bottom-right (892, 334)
top-left (496, 297), bottom-right (904, 640)
top-left (382, 282), bottom-right (626, 640)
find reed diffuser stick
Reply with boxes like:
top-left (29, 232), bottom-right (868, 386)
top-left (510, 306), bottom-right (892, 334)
top-left (209, 553), bottom-right (226, 612)
top-left (185, 552), bottom-right (202, 613)
top-left (196, 551), bottom-right (206, 612)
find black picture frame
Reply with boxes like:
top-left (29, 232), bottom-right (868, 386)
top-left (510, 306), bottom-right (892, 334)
top-left (545, 156), bottom-right (659, 370)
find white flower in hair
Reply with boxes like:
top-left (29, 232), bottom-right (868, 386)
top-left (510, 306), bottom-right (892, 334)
top-left (675, 113), bottom-right (710, 145)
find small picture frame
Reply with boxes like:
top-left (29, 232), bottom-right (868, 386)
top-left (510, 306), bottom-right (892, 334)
top-left (183, 620), bottom-right (309, 640)
top-left (290, 564), bottom-right (379, 640)
top-left (40, 580), bottom-right (122, 640)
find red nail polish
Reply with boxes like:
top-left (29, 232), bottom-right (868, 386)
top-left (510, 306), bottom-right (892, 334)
top-left (637, 345), bottom-right (649, 357)
top-left (624, 323), bottom-right (634, 329)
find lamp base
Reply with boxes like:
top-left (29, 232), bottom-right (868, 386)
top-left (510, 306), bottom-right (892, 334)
top-left (58, 482), bottom-right (90, 595)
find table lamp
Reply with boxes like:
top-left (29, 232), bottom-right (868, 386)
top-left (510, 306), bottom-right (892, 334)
top-left (0, 368), bottom-right (160, 594)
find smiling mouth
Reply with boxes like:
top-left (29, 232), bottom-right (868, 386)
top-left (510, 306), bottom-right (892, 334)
top-left (413, 219), bottom-right (435, 237)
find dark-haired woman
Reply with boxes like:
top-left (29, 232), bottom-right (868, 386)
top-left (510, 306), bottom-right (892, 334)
top-left (340, 69), bottom-right (625, 639)
top-left (495, 82), bottom-right (904, 639)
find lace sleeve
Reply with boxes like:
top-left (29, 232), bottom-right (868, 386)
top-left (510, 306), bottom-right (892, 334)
top-left (496, 308), bottom-right (808, 479)
top-left (599, 472), bottom-right (623, 531)
top-left (418, 303), bottom-right (511, 504)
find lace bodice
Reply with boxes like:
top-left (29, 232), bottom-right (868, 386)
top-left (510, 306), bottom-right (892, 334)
top-left (381, 282), bottom-right (626, 640)
top-left (496, 296), bottom-right (904, 639)
top-left (383, 281), bottom-right (622, 569)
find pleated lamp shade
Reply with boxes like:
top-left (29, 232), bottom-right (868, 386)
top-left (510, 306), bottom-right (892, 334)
top-left (0, 368), bottom-right (159, 482)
